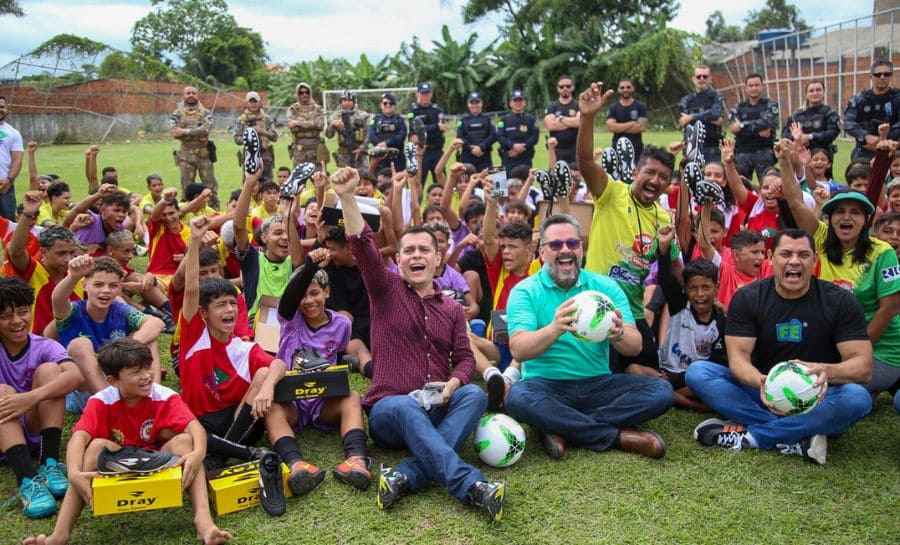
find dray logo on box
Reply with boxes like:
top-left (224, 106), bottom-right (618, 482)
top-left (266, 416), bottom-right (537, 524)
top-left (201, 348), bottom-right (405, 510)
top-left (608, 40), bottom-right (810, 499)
top-left (117, 489), bottom-right (157, 508)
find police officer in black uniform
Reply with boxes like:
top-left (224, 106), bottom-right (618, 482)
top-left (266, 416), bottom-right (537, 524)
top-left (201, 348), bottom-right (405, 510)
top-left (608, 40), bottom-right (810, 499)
top-left (368, 92), bottom-right (407, 171)
top-left (781, 80), bottom-right (840, 154)
top-left (456, 92), bottom-right (495, 172)
top-left (408, 82), bottom-right (445, 184)
top-left (606, 78), bottom-right (648, 159)
top-left (729, 73), bottom-right (779, 182)
top-left (844, 59), bottom-right (900, 161)
top-left (678, 65), bottom-right (725, 162)
top-left (543, 75), bottom-right (580, 163)
top-left (498, 89), bottom-right (538, 175)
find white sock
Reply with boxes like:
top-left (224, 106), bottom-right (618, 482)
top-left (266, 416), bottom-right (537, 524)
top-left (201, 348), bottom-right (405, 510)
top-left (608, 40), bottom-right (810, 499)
top-left (483, 366), bottom-right (501, 382)
top-left (744, 432), bottom-right (759, 449)
top-left (502, 366), bottom-right (521, 384)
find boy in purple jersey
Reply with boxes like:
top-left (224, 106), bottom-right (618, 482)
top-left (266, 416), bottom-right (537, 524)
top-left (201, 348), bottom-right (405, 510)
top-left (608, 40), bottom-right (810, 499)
top-left (0, 278), bottom-right (82, 518)
top-left (277, 258), bottom-right (372, 490)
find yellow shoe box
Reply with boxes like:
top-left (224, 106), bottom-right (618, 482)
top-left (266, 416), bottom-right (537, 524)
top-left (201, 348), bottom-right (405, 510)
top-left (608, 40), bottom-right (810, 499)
top-left (273, 364), bottom-right (351, 403)
top-left (92, 466), bottom-right (183, 516)
top-left (207, 460), bottom-right (292, 515)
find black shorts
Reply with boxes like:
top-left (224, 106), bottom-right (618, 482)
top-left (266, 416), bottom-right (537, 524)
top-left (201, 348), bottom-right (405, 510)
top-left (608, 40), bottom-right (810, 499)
top-left (198, 405), bottom-right (264, 445)
top-left (350, 318), bottom-right (371, 347)
top-left (610, 318), bottom-right (659, 373)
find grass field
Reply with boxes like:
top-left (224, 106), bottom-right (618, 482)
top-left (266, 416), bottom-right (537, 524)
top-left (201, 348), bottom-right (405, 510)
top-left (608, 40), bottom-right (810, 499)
top-left (2, 130), bottom-right (898, 545)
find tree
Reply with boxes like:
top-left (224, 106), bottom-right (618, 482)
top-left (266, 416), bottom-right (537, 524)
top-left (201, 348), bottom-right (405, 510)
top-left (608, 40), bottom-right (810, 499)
top-left (743, 0), bottom-right (809, 39)
top-left (189, 26), bottom-right (267, 86)
top-left (0, 0), bottom-right (23, 16)
top-left (705, 10), bottom-right (743, 43)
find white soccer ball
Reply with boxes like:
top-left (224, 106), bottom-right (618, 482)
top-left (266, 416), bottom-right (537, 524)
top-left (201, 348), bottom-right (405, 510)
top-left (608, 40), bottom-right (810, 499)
top-left (764, 361), bottom-right (824, 416)
top-left (474, 414), bottom-right (526, 468)
top-left (570, 290), bottom-right (617, 342)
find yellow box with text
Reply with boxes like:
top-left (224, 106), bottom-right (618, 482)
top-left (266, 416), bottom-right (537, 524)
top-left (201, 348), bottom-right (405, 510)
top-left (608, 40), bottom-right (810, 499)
top-left (207, 460), bottom-right (292, 515)
top-left (92, 467), bottom-right (183, 516)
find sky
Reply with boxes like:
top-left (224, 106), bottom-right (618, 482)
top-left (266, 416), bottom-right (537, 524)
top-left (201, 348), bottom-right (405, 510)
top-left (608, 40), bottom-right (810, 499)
top-left (0, 0), bottom-right (875, 72)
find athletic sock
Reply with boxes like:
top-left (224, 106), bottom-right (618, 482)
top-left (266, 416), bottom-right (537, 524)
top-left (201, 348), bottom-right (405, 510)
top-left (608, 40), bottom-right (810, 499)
top-left (483, 366), bottom-right (502, 383)
top-left (502, 366), bottom-right (522, 384)
top-left (5, 444), bottom-right (37, 484)
top-left (361, 360), bottom-right (374, 379)
top-left (341, 428), bottom-right (368, 459)
top-left (39, 427), bottom-right (62, 464)
top-left (224, 404), bottom-right (255, 444)
top-left (206, 433), bottom-right (253, 461)
top-left (273, 436), bottom-right (303, 467)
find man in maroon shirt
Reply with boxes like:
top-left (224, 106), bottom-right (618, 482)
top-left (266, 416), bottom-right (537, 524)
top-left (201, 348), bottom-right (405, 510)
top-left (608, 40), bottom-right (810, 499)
top-left (330, 167), bottom-right (506, 522)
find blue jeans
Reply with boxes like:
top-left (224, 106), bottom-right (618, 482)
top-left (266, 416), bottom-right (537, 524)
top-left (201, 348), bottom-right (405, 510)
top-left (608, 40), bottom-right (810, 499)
top-left (0, 184), bottom-right (15, 221)
top-left (894, 391), bottom-right (900, 414)
top-left (685, 361), bottom-right (872, 449)
top-left (505, 374), bottom-right (674, 451)
top-left (368, 384), bottom-right (487, 502)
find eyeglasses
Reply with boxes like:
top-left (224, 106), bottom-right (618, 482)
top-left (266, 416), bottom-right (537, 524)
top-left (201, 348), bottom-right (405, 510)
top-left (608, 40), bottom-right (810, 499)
top-left (695, 74), bottom-right (709, 80)
top-left (381, 101), bottom-right (394, 106)
top-left (873, 72), bottom-right (893, 78)
top-left (543, 238), bottom-right (581, 251)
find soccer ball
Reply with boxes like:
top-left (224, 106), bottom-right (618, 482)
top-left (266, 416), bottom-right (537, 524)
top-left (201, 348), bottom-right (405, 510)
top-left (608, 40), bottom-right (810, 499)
top-left (474, 414), bottom-right (526, 468)
top-left (571, 290), bottom-right (617, 342)
top-left (763, 361), bottom-right (824, 416)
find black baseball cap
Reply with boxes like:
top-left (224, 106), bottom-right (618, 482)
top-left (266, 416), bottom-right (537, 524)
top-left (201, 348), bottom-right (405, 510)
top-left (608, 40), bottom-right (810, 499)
top-left (468, 92), bottom-right (482, 103)
top-left (417, 82), bottom-right (433, 93)
top-left (381, 92), bottom-right (396, 104)
top-left (511, 89), bottom-right (525, 100)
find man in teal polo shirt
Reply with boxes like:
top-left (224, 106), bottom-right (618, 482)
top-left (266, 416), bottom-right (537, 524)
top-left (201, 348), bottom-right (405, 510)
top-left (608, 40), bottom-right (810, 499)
top-left (505, 214), bottom-right (674, 459)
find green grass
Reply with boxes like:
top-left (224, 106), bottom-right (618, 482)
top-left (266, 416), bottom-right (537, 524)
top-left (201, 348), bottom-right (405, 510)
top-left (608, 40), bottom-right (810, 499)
top-left (2, 130), bottom-right (894, 545)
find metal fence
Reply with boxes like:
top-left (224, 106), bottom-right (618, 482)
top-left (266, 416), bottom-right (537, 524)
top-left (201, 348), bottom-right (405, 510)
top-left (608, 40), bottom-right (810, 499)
top-left (707, 7), bottom-right (900, 122)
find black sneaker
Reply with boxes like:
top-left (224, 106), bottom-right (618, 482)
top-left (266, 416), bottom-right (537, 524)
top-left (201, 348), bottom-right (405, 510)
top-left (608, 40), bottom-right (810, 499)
top-left (693, 418), bottom-right (752, 450)
top-left (535, 170), bottom-right (553, 200)
top-left (97, 446), bottom-right (180, 475)
top-left (540, 431), bottom-right (566, 460)
top-left (376, 465), bottom-right (408, 511)
top-left (486, 371), bottom-right (506, 413)
top-left (368, 145), bottom-right (400, 158)
top-left (404, 142), bottom-right (418, 175)
top-left (615, 137), bottom-right (636, 184)
top-left (552, 160), bottom-right (572, 198)
top-left (282, 162), bottom-right (316, 199)
top-left (682, 160), bottom-right (703, 196)
top-left (695, 179), bottom-right (725, 207)
top-left (601, 147), bottom-right (620, 180)
top-left (683, 121), bottom-right (706, 164)
top-left (243, 127), bottom-right (262, 174)
top-left (411, 116), bottom-right (427, 146)
top-left (467, 481), bottom-right (505, 522)
top-left (258, 452), bottom-right (286, 517)
top-left (776, 434), bottom-right (827, 465)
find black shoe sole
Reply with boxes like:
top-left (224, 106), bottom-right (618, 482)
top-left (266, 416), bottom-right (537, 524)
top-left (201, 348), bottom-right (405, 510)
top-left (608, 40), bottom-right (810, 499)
top-left (288, 468), bottom-right (326, 496)
top-left (486, 374), bottom-right (506, 413)
top-left (333, 468), bottom-right (372, 491)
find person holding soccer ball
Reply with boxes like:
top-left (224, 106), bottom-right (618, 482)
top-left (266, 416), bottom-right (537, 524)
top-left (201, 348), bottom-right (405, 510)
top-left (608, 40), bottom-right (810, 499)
top-left (686, 228), bottom-right (874, 464)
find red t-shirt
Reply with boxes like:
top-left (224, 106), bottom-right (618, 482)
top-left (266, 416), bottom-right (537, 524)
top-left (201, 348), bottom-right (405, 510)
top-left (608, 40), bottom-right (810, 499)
top-left (167, 282), bottom-right (252, 358)
top-left (147, 220), bottom-right (189, 275)
top-left (716, 249), bottom-right (773, 310)
top-left (484, 250), bottom-right (530, 312)
top-left (3, 255), bottom-right (81, 334)
top-left (178, 313), bottom-right (273, 417)
top-left (0, 218), bottom-right (40, 258)
top-left (741, 193), bottom-right (781, 249)
top-left (74, 384), bottom-right (194, 449)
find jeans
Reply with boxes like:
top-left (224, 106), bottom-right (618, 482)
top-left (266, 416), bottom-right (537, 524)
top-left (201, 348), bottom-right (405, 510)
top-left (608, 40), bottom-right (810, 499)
top-left (505, 374), bottom-right (674, 451)
top-left (0, 184), bottom-right (15, 221)
top-left (368, 384), bottom-right (487, 501)
top-left (685, 361), bottom-right (872, 449)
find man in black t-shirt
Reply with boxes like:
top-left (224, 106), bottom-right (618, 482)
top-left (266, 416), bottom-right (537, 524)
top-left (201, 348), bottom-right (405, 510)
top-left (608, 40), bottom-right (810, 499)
top-left (685, 229), bottom-right (873, 465)
top-left (606, 79), bottom-right (648, 159)
top-left (543, 75), bottom-right (580, 163)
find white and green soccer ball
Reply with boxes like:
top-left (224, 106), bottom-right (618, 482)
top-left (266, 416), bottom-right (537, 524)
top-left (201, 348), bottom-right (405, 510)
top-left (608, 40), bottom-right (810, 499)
top-left (570, 290), bottom-right (617, 342)
top-left (764, 361), bottom-right (824, 416)
top-left (474, 414), bottom-right (526, 468)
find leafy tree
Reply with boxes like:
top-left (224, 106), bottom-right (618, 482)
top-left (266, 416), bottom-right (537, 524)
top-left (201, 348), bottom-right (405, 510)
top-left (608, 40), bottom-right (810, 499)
top-left (743, 0), bottom-right (809, 39)
top-left (705, 10), bottom-right (743, 43)
top-left (0, 0), bottom-right (23, 16)
top-left (188, 26), bottom-right (267, 86)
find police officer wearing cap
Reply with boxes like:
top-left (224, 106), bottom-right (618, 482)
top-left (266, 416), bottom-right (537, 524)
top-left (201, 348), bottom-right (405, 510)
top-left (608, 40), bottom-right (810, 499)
top-left (844, 59), bottom-right (900, 161)
top-left (456, 92), bottom-right (495, 172)
top-left (679, 65), bottom-right (725, 162)
top-left (233, 90), bottom-right (278, 182)
top-left (498, 90), bottom-right (538, 175)
top-left (326, 90), bottom-right (370, 169)
top-left (543, 74), bottom-right (580, 163)
top-left (408, 82), bottom-right (446, 184)
top-left (368, 92), bottom-right (407, 171)
top-left (729, 73), bottom-right (779, 182)
top-left (781, 80), bottom-right (840, 154)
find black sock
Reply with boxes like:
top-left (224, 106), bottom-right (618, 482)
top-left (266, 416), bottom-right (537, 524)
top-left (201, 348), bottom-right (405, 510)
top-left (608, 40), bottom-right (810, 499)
top-left (39, 428), bottom-right (62, 464)
top-left (273, 436), bottom-right (303, 467)
top-left (206, 434), bottom-right (253, 461)
top-left (224, 404), bottom-right (256, 444)
top-left (5, 444), bottom-right (37, 484)
top-left (341, 428), bottom-right (368, 459)
top-left (362, 361), bottom-right (374, 379)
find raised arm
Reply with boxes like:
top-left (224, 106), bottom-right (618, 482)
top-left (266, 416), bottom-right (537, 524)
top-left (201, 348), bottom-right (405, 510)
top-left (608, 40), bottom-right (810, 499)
top-left (277, 255), bottom-right (321, 321)
top-left (775, 139), bottom-right (819, 235)
top-left (84, 146), bottom-right (99, 194)
top-left (287, 196), bottom-right (304, 268)
top-left (151, 187), bottom-right (178, 224)
top-left (389, 169), bottom-right (408, 239)
top-left (434, 140), bottom-right (461, 187)
top-left (233, 168), bottom-right (262, 253)
top-left (178, 188), bottom-right (212, 218)
top-left (26, 141), bottom-right (40, 190)
top-left (440, 163), bottom-right (466, 229)
top-left (51, 254), bottom-right (92, 321)
top-left (181, 216), bottom-right (210, 323)
top-left (8, 191), bottom-right (41, 272)
top-left (481, 178), bottom-right (499, 261)
top-left (62, 189), bottom-right (104, 229)
top-left (721, 139), bottom-right (749, 206)
top-left (577, 82), bottom-right (615, 199)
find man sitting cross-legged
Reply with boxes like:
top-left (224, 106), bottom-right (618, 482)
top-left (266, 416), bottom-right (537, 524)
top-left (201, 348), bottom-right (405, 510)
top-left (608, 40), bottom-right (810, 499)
top-left (329, 166), bottom-right (506, 521)
top-left (686, 229), bottom-right (873, 464)
top-left (504, 214), bottom-right (674, 460)
top-left (22, 338), bottom-right (231, 545)
top-left (0, 278), bottom-right (83, 519)
top-left (180, 216), bottom-right (323, 500)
